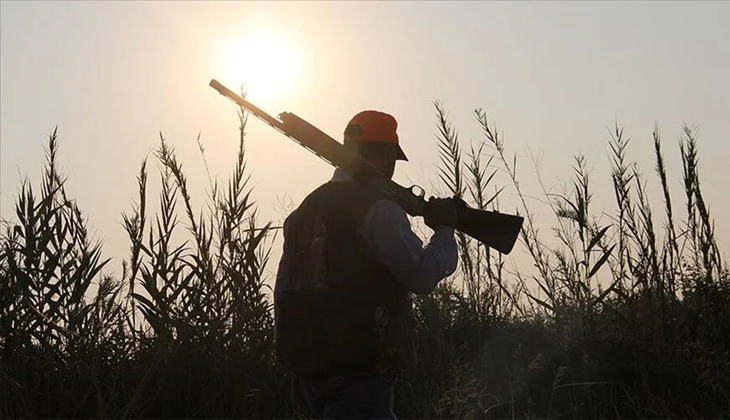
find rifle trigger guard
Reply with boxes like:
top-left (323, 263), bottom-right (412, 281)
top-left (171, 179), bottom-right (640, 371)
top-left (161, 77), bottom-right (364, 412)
top-left (409, 185), bottom-right (425, 198)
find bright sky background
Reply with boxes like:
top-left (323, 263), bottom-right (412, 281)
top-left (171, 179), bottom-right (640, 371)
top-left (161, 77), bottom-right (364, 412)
top-left (2, 1), bottom-right (729, 287)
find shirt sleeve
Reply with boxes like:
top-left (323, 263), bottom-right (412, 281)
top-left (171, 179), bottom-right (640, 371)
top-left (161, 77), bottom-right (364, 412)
top-left (359, 199), bottom-right (458, 295)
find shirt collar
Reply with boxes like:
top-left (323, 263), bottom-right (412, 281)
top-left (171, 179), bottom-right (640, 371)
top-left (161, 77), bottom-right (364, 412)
top-left (330, 168), bottom-right (353, 182)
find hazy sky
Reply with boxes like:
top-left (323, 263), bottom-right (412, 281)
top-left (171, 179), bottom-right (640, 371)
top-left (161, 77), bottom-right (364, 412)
top-left (2, 1), bottom-right (729, 282)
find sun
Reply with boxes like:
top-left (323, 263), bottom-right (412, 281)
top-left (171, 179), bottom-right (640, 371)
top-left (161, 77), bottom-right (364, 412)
top-left (220, 26), bottom-right (301, 105)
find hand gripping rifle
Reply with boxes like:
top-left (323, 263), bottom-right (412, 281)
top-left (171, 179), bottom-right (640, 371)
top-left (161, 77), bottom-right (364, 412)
top-left (209, 79), bottom-right (524, 254)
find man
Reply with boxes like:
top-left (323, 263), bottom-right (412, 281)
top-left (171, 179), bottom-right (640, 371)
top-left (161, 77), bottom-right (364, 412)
top-left (274, 110), bottom-right (459, 419)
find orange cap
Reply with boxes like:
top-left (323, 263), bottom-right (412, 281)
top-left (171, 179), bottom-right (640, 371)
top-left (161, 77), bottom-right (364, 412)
top-left (344, 110), bottom-right (408, 161)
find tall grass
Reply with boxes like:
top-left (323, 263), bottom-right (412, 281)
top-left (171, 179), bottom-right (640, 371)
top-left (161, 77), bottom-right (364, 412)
top-left (1, 101), bottom-right (728, 419)
top-left (1, 100), bottom-right (285, 418)
top-left (398, 105), bottom-right (730, 419)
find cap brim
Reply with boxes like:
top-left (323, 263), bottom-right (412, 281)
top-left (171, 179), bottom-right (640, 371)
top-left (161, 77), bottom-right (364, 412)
top-left (396, 145), bottom-right (408, 161)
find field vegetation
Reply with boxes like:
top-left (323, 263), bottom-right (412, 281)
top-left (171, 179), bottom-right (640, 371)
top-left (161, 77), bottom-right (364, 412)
top-left (2, 102), bottom-right (728, 419)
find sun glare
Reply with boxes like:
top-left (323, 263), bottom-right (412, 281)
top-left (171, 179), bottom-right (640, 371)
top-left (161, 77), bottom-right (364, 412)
top-left (221, 26), bottom-right (301, 105)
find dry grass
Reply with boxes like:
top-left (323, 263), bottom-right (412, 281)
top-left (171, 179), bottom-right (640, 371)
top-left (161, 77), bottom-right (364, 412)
top-left (398, 105), bottom-right (730, 419)
top-left (1, 101), bottom-right (728, 419)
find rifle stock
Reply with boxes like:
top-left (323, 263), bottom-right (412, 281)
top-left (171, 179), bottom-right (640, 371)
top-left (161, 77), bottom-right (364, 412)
top-left (454, 200), bottom-right (523, 254)
top-left (209, 79), bottom-right (524, 254)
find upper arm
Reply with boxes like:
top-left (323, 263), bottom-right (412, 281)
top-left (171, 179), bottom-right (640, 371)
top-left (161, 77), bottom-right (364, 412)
top-left (360, 199), bottom-right (439, 294)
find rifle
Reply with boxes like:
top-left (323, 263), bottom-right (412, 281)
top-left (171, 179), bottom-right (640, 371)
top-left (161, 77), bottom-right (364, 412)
top-left (209, 79), bottom-right (524, 254)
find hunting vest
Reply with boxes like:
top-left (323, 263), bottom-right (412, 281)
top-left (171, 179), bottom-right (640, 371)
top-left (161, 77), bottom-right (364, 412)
top-left (275, 181), bottom-right (416, 377)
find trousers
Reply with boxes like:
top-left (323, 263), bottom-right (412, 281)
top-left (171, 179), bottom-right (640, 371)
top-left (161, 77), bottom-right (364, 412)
top-left (298, 373), bottom-right (397, 420)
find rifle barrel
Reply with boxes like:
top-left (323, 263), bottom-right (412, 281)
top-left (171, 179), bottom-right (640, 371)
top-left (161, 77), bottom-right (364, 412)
top-left (208, 79), bottom-right (524, 254)
top-left (209, 79), bottom-right (285, 131)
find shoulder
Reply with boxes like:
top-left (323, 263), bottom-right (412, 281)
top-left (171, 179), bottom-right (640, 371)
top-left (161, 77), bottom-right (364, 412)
top-left (282, 183), bottom-right (330, 226)
top-left (365, 198), bottom-right (409, 227)
top-left (288, 183), bottom-right (332, 212)
top-left (370, 198), bottom-right (406, 214)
